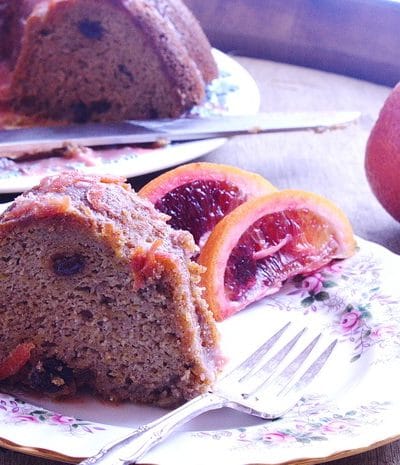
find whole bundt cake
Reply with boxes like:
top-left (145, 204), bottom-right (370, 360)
top-left (0, 0), bottom-right (218, 122)
top-left (0, 173), bottom-right (220, 406)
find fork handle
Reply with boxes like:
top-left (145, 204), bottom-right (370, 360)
top-left (79, 392), bottom-right (226, 465)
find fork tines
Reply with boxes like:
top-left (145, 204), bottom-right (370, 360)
top-left (218, 321), bottom-right (337, 402)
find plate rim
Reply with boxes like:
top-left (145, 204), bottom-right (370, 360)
top-left (0, 49), bottom-right (260, 194)
top-left (2, 433), bottom-right (400, 465)
top-left (1, 236), bottom-right (400, 464)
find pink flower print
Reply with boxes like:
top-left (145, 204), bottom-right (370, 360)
top-left (262, 431), bottom-right (293, 443)
top-left (321, 419), bottom-right (349, 433)
top-left (370, 324), bottom-right (397, 340)
top-left (9, 400), bottom-right (19, 413)
top-left (50, 413), bottom-right (75, 425)
top-left (340, 310), bottom-right (362, 333)
top-left (15, 414), bottom-right (40, 423)
top-left (301, 273), bottom-right (324, 295)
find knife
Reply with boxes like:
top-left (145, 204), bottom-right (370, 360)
top-left (0, 111), bottom-right (360, 158)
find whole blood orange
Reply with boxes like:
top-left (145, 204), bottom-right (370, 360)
top-left (139, 162), bottom-right (276, 248)
top-left (365, 83), bottom-right (400, 222)
top-left (198, 190), bottom-right (356, 321)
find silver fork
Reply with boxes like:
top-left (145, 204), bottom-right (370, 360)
top-left (80, 322), bottom-right (337, 465)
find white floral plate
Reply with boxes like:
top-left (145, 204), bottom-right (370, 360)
top-left (0, 49), bottom-right (260, 194)
top-left (1, 236), bottom-right (400, 464)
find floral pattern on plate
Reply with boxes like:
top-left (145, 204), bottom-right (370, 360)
top-left (262, 249), bottom-right (400, 364)
top-left (1, 237), bottom-right (400, 465)
top-left (192, 396), bottom-right (391, 448)
top-left (0, 394), bottom-right (106, 435)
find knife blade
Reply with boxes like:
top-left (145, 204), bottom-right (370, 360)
top-left (0, 111), bottom-right (360, 157)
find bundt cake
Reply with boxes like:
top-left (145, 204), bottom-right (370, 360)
top-left (0, 172), bottom-right (221, 406)
top-left (0, 0), bottom-right (218, 122)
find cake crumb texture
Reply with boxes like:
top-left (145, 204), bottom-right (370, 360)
top-left (0, 0), bottom-right (218, 122)
top-left (0, 172), bottom-right (220, 406)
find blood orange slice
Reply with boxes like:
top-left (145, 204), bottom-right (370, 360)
top-left (198, 190), bottom-right (356, 321)
top-left (139, 162), bottom-right (276, 248)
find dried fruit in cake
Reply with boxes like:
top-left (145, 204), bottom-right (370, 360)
top-left (0, 342), bottom-right (35, 381)
top-left (0, 173), bottom-right (220, 406)
top-left (198, 190), bottom-right (356, 321)
top-left (0, 0), bottom-right (218, 122)
top-left (139, 162), bottom-right (277, 249)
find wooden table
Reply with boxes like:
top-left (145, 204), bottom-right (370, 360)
top-left (1, 56), bottom-right (400, 465)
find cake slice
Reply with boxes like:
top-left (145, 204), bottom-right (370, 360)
top-left (0, 173), bottom-right (220, 406)
top-left (0, 0), bottom-right (218, 122)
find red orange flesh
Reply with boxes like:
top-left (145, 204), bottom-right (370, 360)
top-left (139, 162), bottom-right (276, 248)
top-left (198, 190), bottom-right (356, 321)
